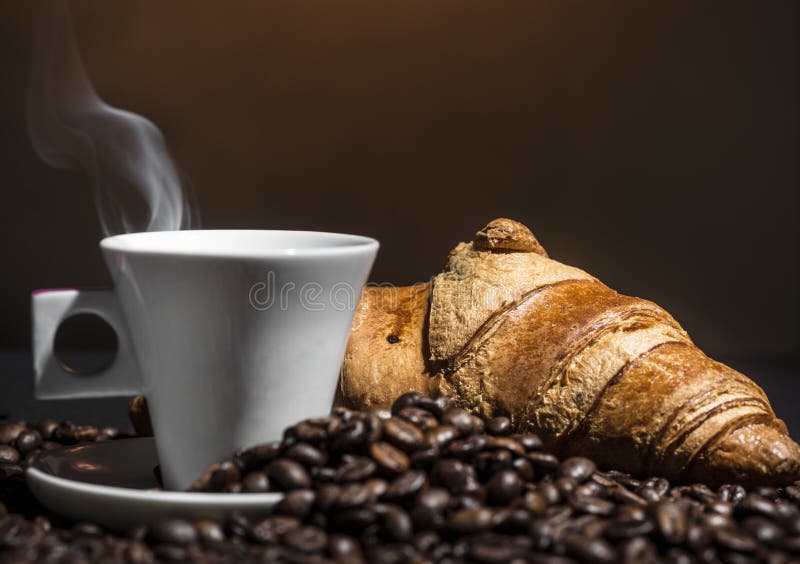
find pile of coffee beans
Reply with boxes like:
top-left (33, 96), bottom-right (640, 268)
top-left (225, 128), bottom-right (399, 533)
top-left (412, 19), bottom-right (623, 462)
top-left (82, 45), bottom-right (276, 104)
top-left (4, 394), bottom-right (800, 562)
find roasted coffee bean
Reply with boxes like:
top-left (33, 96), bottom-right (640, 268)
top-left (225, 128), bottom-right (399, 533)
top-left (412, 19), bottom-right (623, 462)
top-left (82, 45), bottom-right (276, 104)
top-left (364, 478), bottom-right (388, 502)
top-left (654, 500), bottom-right (688, 545)
top-left (448, 507), bottom-right (493, 534)
top-left (14, 429), bottom-right (42, 456)
top-left (284, 442), bottom-right (327, 467)
top-left (382, 506), bottom-right (413, 541)
top-left (564, 533), bottom-right (617, 563)
top-left (241, 470), bottom-right (270, 493)
top-left (742, 516), bottom-right (785, 544)
top-left (234, 442), bottom-right (280, 472)
top-left (637, 486), bottom-right (663, 503)
top-left (383, 417), bottom-right (425, 452)
top-left (426, 425), bottom-right (460, 449)
top-left (486, 416), bottom-right (511, 436)
top-left (333, 507), bottom-right (378, 532)
top-left (331, 419), bottom-right (367, 453)
top-left (335, 483), bottom-right (370, 508)
top-left (335, 455), bottom-right (376, 483)
top-left (571, 494), bottom-right (615, 516)
top-left (528, 452), bottom-right (560, 471)
top-left (0, 423), bottom-right (26, 445)
top-left (275, 489), bottom-right (315, 518)
top-left (556, 476), bottom-right (577, 496)
top-left (736, 494), bottom-right (779, 519)
top-left (148, 518), bottom-right (197, 545)
top-left (327, 533), bottom-right (363, 559)
top-left (396, 407), bottom-right (439, 431)
top-left (267, 458), bottom-right (312, 490)
top-left (538, 482), bottom-right (562, 505)
top-left (384, 470), bottom-right (426, 500)
top-left (409, 446), bottom-right (439, 469)
top-left (446, 435), bottom-right (487, 458)
top-left (193, 520), bottom-right (225, 545)
top-left (512, 457), bottom-right (535, 482)
top-left (0, 445), bottom-right (20, 464)
top-left (370, 441), bottom-right (410, 475)
top-left (485, 436), bottom-right (526, 456)
top-left (431, 459), bottom-right (477, 494)
top-left (391, 391), bottom-right (424, 414)
top-left (248, 516), bottom-right (299, 543)
top-left (282, 525), bottom-right (326, 553)
top-left (574, 481), bottom-right (604, 498)
top-left (714, 527), bottom-right (759, 553)
top-left (558, 457), bottom-right (596, 483)
top-left (208, 461), bottom-right (240, 491)
top-left (718, 484), bottom-right (747, 504)
top-left (286, 421), bottom-right (327, 444)
top-left (35, 419), bottom-right (59, 441)
top-left (476, 449), bottom-right (513, 478)
top-left (441, 407), bottom-right (475, 435)
top-left (487, 469), bottom-right (523, 506)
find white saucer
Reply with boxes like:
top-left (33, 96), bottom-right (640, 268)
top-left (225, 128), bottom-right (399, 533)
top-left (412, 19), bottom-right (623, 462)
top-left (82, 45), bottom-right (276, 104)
top-left (26, 437), bottom-right (283, 531)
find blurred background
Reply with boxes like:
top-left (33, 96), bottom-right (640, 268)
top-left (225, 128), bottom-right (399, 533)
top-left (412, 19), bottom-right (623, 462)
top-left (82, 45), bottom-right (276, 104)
top-left (0, 1), bottom-right (796, 428)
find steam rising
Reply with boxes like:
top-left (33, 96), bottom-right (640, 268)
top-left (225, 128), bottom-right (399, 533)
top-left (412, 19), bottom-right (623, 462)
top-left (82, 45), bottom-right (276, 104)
top-left (27, 0), bottom-right (193, 236)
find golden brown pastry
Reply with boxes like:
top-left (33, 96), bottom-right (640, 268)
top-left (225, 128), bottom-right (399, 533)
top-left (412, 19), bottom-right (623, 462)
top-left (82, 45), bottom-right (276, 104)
top-left (339, 218), bottom-right (800, 487)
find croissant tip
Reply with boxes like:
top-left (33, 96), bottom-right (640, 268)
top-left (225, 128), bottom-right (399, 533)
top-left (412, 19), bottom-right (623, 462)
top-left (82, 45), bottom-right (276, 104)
top-left (473, 218), bottom-right (548, 256)
top-left (687, 423), bottom-right (800, 488)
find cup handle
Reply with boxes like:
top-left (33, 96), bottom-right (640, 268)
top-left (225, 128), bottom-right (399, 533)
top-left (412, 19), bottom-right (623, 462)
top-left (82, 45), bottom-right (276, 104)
top-left (32, 289), bottom-right (142, 399)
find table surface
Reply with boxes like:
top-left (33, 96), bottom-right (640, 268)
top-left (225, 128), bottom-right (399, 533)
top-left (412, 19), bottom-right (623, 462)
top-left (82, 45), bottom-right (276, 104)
top-left (1, 349), bottom-right (797, 437)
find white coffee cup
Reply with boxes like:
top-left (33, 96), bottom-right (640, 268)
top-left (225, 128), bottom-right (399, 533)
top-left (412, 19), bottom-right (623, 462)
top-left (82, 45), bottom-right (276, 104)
top-left (32, 230), bottom-right (379, 490)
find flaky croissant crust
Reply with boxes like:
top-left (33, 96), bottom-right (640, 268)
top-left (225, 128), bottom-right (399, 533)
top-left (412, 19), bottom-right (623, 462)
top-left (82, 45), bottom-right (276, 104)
top-left (339, 218), bottom-right (800, 487)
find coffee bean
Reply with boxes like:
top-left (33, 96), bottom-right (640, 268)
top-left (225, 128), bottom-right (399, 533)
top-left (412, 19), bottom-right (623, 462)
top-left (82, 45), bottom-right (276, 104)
top-left (431, 459), bottom-right (477, 494)
top-left (14, 430), bottom-right (42, 456)
top-left (333, 507), bottom-right (378, 532)
top-left (448, 507), bottom-right (493, 534)
top-left (487, 469), bottom-right (523, 506)
top-left (383, 506), bottom-right (413, 541)
top-left (391, 391), bottom-right (424, 414)
top-left (653, 500), bottom-right (688, 545)
top-left (248, 516), bottom-right (300, 543)
top-left (193, 520), bottom-right (225, 545)
top-left (396, 407), bottom-right (439, 431)
top-left (558, 457), bottom-right (596, 483)
top-left (286, 421), bottom-right (327, 444)
top-left (538, 482), bottom-right (562, 505)
top-left (335, 483), bottom-right (370, 508)
top-left (283, 525), bottom-right (327, 553)
top-left (528, 452), bottom-right (560, 471)
top-left (335, 455), bottom-right (376, 483)
top-left (0, 445), bottom-right (20, 464)
top-left (275, 489), bottom-right (315, 518)
top-left (742, 516), bottom-right (785, 544)
top-left (267, 459), bottom-right (312, 490)
top-left (446, 435), bottom-right (487, 458)
top-left (564, 533), bottom-right (617, 564)
top-left (241, 471), bottom-right (270, 492)
top-left (441, 407), bottom-right (475, 435)
top-left (485, 436), bottom-right (526, 456)
top-left (714, 527), bottom-right (758, 553)
top-left (149, 518), bottom-right (197, 545)
top-left (409, 447), bottom-right (439, 469)
top-left (426, 425), bottom-right (460, 449)
top-left (384, 470), bottom-right (427, 500)
top-left (383, 418), bottom-right (425, 452)
top-left (234, 442), bottom-right (280, 472)
top-left (331, 419), bottom-right (367, 453)
top-left (284, 442), bottom-right (327, 467)
top-left (208, 461), bottom-right (240, 491)
top-left (736, 494), bottom-right (779, 519)
top-left (35, 419), bottom-right (59, 441)
top-left (0, 423), bottom-right (26, 445)
top-left (370, 442), bottom-right (410, 475)
top-left (327, 533), bottom-right (363, 559)
top-left (512, 457), bottom-right (535, 482)
top-left (486, 417), bottom-right (511, 436)
top-left (571, 495), bottom-right (615, 516)
top-left (718, 484), bottom-right (747, 504)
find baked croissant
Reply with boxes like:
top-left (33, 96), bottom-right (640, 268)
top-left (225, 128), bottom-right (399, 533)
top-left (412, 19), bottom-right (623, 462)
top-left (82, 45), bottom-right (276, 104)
top-left (339, 218), bottom-right (800, 487)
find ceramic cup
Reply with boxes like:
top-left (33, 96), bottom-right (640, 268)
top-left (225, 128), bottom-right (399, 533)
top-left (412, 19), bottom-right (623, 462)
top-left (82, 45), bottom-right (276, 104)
top-left (32, 230), bottom-right (379, 490)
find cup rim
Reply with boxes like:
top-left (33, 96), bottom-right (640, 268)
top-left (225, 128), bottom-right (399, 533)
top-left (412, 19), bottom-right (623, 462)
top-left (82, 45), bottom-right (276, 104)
top-left (100, 229), bottom-right (379, 259)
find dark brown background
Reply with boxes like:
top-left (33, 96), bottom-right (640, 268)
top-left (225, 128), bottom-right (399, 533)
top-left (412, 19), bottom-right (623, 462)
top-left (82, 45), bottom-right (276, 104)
top-left (0, 0), bottom-right (796, 359)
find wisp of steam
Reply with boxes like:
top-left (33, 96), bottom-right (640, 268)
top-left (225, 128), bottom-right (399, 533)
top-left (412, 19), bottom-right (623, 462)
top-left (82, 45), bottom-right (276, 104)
top-left (27, 0), bottom-right (193, 237)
